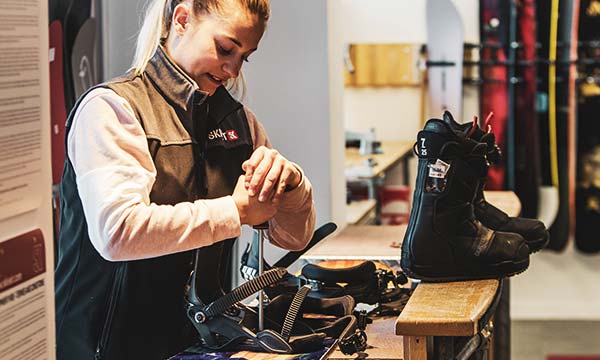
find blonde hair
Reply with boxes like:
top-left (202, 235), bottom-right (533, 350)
top-left (132, 0), bottom-right (269, 97)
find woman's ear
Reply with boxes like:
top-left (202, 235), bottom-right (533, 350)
top-left (172, 3), bottom-right (191, 36)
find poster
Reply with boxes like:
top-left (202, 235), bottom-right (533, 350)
top-left (0, 0), bottom-right (54, 358)
top-left (0, 0), bottom-right (45, 220)
top-left (0, 230), bottom-right (48, 359)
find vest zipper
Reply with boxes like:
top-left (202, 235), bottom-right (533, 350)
top-left (95, 263), bottom-right (125, 360)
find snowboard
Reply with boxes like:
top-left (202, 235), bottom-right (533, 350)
top-left (575, 0), bottom-right (600, 254)
top-left (545, 0), bottom-right (580, 252)
top-left (479, 0), bottom-right (509, 190)
top-left (513, 0), bottom-right (541, 218)
top-left (426, 0), bottom-right (464, 119)
top-left (63, 0), bottom-right (101, 110)
top-left (535, 0), bottom-right (561, 237)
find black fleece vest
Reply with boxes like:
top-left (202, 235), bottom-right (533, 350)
top-left (55, 47), bottom-right (253, 360)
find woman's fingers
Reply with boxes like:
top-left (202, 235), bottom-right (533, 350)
top-left (243, 147), bottom-right (280, 196)
top-left (242, 147), bottom-right (264, 186)
top-left (260, 155), bottom-right (284, 202)
top-left (272, 164), bottom-right (295, 204)
top-left (243, 146), bottom-right (301, 203)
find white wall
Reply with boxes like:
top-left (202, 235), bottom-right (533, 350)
top-left (242, 0), bottom-right (344, 263)
top-left (243, 0), bottom-right (341, 227)
top-left (102, 0), bottom-right (143, 79)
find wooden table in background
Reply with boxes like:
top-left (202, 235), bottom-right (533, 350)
top-left (345, 141), bottom-right (413, 201)
top-left (346, 198), bottom-right (377, 225)
top-left (345, 141), bottom-right (414, 179)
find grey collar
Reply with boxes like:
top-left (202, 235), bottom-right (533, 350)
top-left (144, 45), bottom-right (208, 112)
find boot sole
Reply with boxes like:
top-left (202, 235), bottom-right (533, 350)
top-left (401, 257), bottom-right (530, 283)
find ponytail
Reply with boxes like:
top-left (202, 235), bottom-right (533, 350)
top-left (131, 0), bottom-right (170, 76)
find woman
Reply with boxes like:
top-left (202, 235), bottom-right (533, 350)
top-left (54, 0), bottom-right (315, 358)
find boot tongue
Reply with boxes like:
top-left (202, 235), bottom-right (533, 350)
top-left (423, 118), bottom-right (459, 139)
top-left (443, 110), bottom-right (477, 137)
top-left (442, 111), bottom-right (457, 125)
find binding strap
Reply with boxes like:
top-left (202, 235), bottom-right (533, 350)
top-left (200, 267), bottom-right (287, 321)
top-left (280, 285), bottom-right (312, 341)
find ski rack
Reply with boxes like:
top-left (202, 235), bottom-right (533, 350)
top-left (426, 28), bottom-right (594, 193)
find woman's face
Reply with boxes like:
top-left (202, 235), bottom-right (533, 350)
top-left (167, 5), bottom-right (265, 95)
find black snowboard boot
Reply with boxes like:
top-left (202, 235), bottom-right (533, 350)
top-left (442, 111), bottom-right (549, 253)
top-left (401, 118), bottom-right (530, 282)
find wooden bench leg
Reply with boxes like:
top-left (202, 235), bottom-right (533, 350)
top-left (403, 336), bottom-right (427, 360)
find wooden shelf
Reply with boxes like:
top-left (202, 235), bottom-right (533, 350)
top-left (346, 199), bottom-right (377, 224)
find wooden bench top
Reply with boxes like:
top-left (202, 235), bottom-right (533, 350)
top-left (302, 224), bottom-right (405, 261)
top-left (395, 279), bottom-right (500, 337)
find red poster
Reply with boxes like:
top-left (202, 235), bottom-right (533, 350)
top-left (0, 229), bottom-right (48, 360)
top-left (0, 229), bottom-right (46, 293)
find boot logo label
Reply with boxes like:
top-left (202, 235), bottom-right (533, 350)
top-left (428, 159), bottom-right (450, 179)
top-left (419, 137), bottom-right (427, 156)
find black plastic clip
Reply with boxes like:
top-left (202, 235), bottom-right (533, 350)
top-left (338, 329), bottom-right (368, 355)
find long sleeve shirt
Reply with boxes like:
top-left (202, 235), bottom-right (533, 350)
top-left (68, 87), bottom-right (315, 261)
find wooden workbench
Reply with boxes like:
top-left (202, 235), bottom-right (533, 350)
top-left (302, 224), bottom-right (405, 261)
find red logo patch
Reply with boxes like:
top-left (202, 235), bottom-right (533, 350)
top-left (226, 130), bottom-right (239, 141)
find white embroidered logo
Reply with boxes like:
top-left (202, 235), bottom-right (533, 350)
top-left (208, 129), bottom-right (239, 142)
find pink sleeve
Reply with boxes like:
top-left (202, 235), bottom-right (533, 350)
top-left (68, 88), bottom-right (241, 261)
top-left (244, 107), bottom-right (316, 251)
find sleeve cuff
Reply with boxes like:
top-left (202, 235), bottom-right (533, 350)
top-left (200, 196), bottom-right (242, 241)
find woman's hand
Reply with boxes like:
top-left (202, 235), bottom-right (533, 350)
top-left (232, 175), bottom-right (277, 225)
top-left (242, 146), bottom-right (301, 204)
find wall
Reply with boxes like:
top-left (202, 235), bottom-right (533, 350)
top-left (243, 0), bottom-right (341, 227)
top-left (241, 0), bottom-right (344, 264)
top-left (102, 0), bottom-right (143, 79)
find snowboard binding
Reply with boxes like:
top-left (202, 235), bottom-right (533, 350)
top-left (185, 223), bottom-right (369, 355)
top-left (185, 267), bottom-right (301, 353)
top-left (241, 233), bottom-right (411, 317)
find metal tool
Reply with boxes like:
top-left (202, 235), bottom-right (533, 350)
top-left (253, 222), bottom-right (269, 331)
